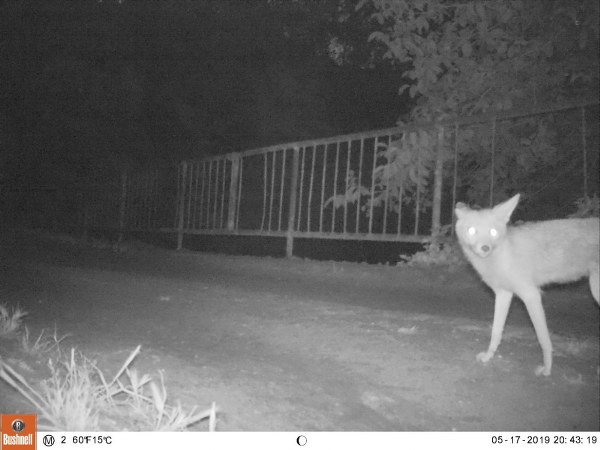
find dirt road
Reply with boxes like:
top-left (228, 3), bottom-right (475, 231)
top-left (1, 231), bottom-right (598, 431)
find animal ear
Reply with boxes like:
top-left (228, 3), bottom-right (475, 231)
top-left (493, 194), bottom-right (520, 222)
top-left (455, 202), bottom-right (468, 218)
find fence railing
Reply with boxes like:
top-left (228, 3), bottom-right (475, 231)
top-left (87, 100), bottom-right (599, 257)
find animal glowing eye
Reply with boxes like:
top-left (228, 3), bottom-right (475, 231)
top-left (490, 228), bottom-right (498, 237)
top-left (467, 226), bottom-right (476, 236)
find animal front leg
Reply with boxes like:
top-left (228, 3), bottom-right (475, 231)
top-left (477, 289), bottom-right (513, 364)
top-left (520, 288), bottom-right (552, 376)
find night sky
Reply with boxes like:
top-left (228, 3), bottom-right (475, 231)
top-left (1, 0), bottom-right (407, 189)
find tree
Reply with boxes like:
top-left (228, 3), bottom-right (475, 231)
top-left (359, 0), bottom-right (598, 120)
top-left (330, 0), bottom-right (599, 226)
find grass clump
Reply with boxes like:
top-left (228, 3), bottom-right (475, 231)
top-left (21, 326), bottom-right (70, 355)
top-left (0, 345), bottom-right (217, 431)
top-left (0, 303), bottom-right (28, 337)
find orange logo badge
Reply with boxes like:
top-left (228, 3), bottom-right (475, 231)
top-left (0, 414), bottom-right (37, 450)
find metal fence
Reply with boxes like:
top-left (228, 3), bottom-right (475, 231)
top-left (87, 101), bottom-right (599, 257)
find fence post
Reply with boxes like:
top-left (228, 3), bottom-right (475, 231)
top-left (176, 161), bottom-right (188, 250)
top-left (117, 171), bottom-right (127, 244)
top-left (227, 153), bottom-right (240, 231)
top-left (286, 147), bottom-right (300, 258)
top-left (431, 126), bottom-right (444, 236)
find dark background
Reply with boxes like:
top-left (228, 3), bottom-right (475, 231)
top-left (0, 0), bottom-right (407, 189)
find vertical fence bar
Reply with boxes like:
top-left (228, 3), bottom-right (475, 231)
top-left (278, 149), bottom-right (286, 231)
top-left (172, 169), bottom-right (181, 229)
top-left (382, 136), bottom-right (390, 234)
top-left (356, 138), bottom-right (364, 233)
top-left (331, 141), bottom-right (340, 232)
top-left (343, 141), bottom-right (350, 234)
top-left (307, 146), bottom-right (316, 232)
top-left (209, 161), bottom-right (214, 228)
top-left (206, 161), bottom-right (212, 228)
top-left (581, 106), bottom-right (588, 198)
top-left (117, 170), bottom-right (127, 244)
top-left (414, 147), bottom-right (421, 235)
top-left (186, 162), bottom-right (194, 229)
top-left (368, 137), bottom-right (377, 234)
top-left (382, 167), bottom-right (389, 234)
top-left (261, 154), bottom-right (267, 230)
top-left (431, 126), bottom-right (444, 235)
top-left (212, 160), bottom-right (219, 228)
top-left (192, 163), bottom-right (200, 228)
top-left (297, 147), bottom-right (306, 231)
top-left (220, 159), bottom-right (227, 228)
top-left (176, 161), bottom-right (188, 250)
top-left (186, 164), bottom-right (193, 229)
top-left (208, 162), bottom-right (213, 228)
top-left (396, 183), bottom-right (403, 236)
top-left (211, 160), bottom-right (217, 228)
top-left (286, 147), bottom-right (300, 257)
top-left (227, 153), bottom-right (240, 231)
top-left (235, 156), bottom-right (243, 230)
top-left (319, 145), bottom-right (328, 233)
top-left (199, 162), bottom-right (206, 229)
top-left (269, 151), bottom-right (276, 231)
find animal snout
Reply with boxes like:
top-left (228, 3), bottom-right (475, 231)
top-left (475, 243), bottom-right (493, 257)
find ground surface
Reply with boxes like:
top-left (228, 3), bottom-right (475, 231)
top-left (0, 230), bottom-right (598, 431)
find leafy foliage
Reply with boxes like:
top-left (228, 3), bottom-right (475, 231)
top-left (360, 0), bottom-right (598, 119)
top-left (325, 129), bottom-right (439, 216)
top-left (398, 224), bottom-right (466, 266)
top-left (569, 194), bottom-right (600, 218)
top-left (329, 0), bottom-right (599, 222)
